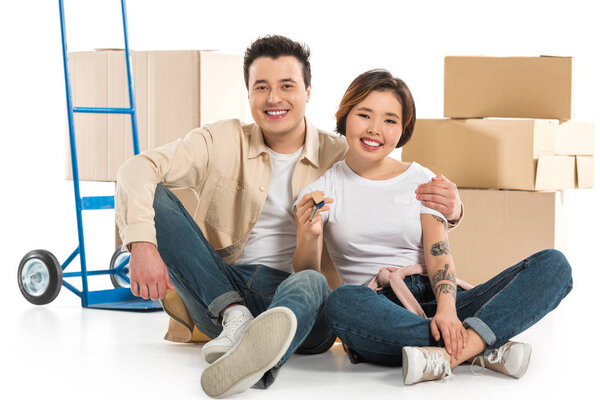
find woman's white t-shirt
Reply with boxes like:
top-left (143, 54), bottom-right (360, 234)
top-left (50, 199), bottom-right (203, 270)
top-left (294, 160), bottom-right (446, 285)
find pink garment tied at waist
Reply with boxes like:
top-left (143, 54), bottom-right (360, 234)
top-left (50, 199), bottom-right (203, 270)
top-left (365, 265), bottom-right (474, 318)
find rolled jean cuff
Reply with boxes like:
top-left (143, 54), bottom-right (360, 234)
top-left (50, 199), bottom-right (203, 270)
top-left (463, 317), bottom-right (497, 347)
top-left (207, 291), bottom-right (244, 325)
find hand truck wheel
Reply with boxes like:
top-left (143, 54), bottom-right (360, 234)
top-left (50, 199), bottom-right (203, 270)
top-left (18, 250), bottom-right (62, 305)
top-left (109, 247), bottom-right (130, 288)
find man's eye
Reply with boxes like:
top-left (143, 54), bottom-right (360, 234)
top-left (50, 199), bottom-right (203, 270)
top-left (255, 86), bottom-right (267, 91)
top-left (282, 84), bottom-right (293, 89)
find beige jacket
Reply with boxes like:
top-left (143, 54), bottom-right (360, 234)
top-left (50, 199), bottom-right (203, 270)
top-left (116, 118), bottom-right (348, 342)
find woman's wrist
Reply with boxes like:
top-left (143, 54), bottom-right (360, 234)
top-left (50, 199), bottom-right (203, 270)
top-left (436, 300), bottom-right (456, 314)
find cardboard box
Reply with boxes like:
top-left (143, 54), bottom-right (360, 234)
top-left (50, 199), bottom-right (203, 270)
top-left (576, 156), bottom-right (594, 188)
top-left (67, 50), bottom-right (247, 181)
top-left (444, 56), bottom-right (572, 119)
top-left (402, 118), bottom-right (581, 190)
top-left (450, 189), bottom-right (567, 285)
top-left (556, 120), bottom-right (594, 155)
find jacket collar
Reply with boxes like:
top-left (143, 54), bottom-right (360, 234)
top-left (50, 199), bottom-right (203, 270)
top-left (248, 118), bottom-right (320, 167)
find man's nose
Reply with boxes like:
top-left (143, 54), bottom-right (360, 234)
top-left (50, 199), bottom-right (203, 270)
top-left (268, 88), bottom-right (282, 104)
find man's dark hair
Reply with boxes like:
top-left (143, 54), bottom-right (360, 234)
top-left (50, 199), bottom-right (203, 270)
top-left (243, 35), bottom-right (311, 89)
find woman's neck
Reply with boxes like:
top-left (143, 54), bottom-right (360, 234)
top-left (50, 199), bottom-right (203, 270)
top-left (345, 153), bottom-right (407, 181)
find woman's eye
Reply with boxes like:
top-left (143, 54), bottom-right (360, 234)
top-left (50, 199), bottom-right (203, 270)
top-left (386, 119), bottom-right (397, 124)
top-left (357, 113), bottom-right (369, 119)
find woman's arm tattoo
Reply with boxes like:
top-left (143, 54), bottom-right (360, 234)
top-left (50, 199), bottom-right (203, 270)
top-left (432, 264), bottom-right (457, 299)
top-left (434, 283), bottom-right (457, 299)
top-left (432, 215), bottom-right (448, 231)
top-left (430, 239), bottom-right (450, 256)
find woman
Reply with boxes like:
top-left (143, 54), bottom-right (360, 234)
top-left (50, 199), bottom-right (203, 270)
top-left (292, 69), bottom-right (572, 384)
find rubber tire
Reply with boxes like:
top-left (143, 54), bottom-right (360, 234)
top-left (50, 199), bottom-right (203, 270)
top-left (18, 249), bottom-right (62, 305)
top-left (109, 247), bottom-right (130, 288)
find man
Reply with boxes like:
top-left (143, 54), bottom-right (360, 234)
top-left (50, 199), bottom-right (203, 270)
top-left (116, 35), bottom-right (462, 397)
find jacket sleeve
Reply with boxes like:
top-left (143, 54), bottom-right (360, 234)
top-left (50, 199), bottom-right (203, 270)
top-left (115, 126), bottom-right (214, 249)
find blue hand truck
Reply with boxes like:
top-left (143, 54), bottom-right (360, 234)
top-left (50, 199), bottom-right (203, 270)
top-left (17, 0), bottom-right (162, 311)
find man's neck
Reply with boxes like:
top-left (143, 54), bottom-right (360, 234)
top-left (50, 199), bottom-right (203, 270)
top-left (262, 121), bottom-right (306, 154)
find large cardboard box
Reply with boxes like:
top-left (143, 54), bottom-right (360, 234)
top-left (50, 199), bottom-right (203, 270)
top-left (444, 56), bottom-right (572, 119)
top-left (67, 50), bottom-right (247, 181)
top-left (450, 189), bottom-right (567, 285)
top-left (402, 118), bottom-right (593, 190)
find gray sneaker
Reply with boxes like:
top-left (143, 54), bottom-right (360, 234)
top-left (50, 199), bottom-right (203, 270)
top-left (402, 346), bottom-right (451, 385)
top-left (472, 341), bottom-right (532, 378)
top-left (201, 308), bottom-right (254, 364)
top-left (200, 307), bottom-right (297, 398)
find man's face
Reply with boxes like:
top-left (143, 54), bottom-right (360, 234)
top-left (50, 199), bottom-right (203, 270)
top-left (248, 56), bottom-right (311, 140)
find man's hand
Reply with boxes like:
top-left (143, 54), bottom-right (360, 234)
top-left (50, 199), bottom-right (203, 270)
top-left (129, 242), bottom-right (175, 300)
top-left (416, 174), bottom-right (462, 222)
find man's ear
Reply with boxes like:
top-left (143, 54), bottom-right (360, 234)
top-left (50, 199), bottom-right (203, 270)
top-left (306, 84), bottom-right (312, 103)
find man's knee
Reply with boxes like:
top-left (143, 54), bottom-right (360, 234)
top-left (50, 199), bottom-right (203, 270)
top-left (285, 269), bottom-right (329, 294)
top-left (153, 184), bottom-right (177, 212)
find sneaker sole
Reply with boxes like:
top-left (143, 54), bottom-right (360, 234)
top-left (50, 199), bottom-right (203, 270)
top-left (200, 307), bottom-right (297, 398)
top-left (402, 347), bottom-right (420, 385)
top-left (202, 345), bottom-right (232, 364)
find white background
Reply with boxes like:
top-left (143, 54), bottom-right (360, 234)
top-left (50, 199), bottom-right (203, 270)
top-left (1, 0), bottom-right (598, 399)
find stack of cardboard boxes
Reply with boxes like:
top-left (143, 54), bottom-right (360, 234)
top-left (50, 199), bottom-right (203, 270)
top-left (403, 56), bottom-right (594, 284)
top-left (67, 49), bottom-right (247, 251)
top-left (67, 49), bottom-right (247, 181)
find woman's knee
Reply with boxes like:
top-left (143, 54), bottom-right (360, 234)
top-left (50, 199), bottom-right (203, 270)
top-left (534, 249), bottom-right (572, 278)
top-left (324, 285), bottom-right (370, 322)
top-left (531, 249), bottom-right (573, 293)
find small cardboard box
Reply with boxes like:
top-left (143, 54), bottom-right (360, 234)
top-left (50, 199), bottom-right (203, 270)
top-left (576, 156), bottom-right (594, 188)
top-left (402, 118), bottom-right (584, 190)
top-left (444, 56), bottom-right (572, 119)
top-left (556, 120), bottom-right (594, 155)
top-left (67, 50), bottom-right (247, 181)
top-left (450, 189), bottom-right (567, 285)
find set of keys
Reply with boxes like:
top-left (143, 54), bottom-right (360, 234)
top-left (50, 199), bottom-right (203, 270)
top-left (309, 192), bottom-right (325, 222)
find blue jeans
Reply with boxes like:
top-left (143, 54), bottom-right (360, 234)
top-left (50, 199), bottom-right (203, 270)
top-left (153, 185), bottom-right (336, 377)
top-left (324, 249), bottom-right (573, 366)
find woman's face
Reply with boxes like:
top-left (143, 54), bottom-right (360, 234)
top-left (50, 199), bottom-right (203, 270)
top-left (345, 90), bottom-right (404, 164)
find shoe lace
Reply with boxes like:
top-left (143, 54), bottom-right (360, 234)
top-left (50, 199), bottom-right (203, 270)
top-left (424, 351), bottom-right (451, 381)
top-left (221, 315), bottom-right (249, 339)
top-left (471, 344), bottom-right (507, 375)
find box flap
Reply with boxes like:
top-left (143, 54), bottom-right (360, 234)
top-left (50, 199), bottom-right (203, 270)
top-left (576, 155), bottom-right (594, 188)
top-left (535, 156), bottom-right (576, 190)
top-left (556, 121), bottom-right (594, 155)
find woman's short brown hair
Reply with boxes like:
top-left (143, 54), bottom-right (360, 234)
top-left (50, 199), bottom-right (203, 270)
top-left (335, 69), bottom-right (416, 148)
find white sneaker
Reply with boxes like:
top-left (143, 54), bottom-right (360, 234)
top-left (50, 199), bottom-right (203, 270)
top-left (200, 307), bottom-right (297, 398)
top-left (201, 307), bottom-right (254, 364)
top-left (472, 341), bottom-right (532, 378)
top-left (402, 346), bottom-right (451, 385)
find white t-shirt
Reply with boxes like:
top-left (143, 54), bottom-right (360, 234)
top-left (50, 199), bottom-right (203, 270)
top-left (234, 146), bottom-right (303, 273)
top-left (294, 160), bottom-right (446, 285)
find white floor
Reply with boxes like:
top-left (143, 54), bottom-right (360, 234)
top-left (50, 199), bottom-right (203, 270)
top-left (3, 251), bottom-right (596, 400)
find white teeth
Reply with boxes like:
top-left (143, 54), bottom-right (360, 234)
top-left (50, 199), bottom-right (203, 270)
top-left (266, 110), bottom-right (287, 116)
top-left (361, 139), bottom-right (381, 147)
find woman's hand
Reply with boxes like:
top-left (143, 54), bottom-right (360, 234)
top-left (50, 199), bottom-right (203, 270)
top-left (430, 307), bottom-right (468, 361)
top-left (294, 191), bottom-right (334, 238)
